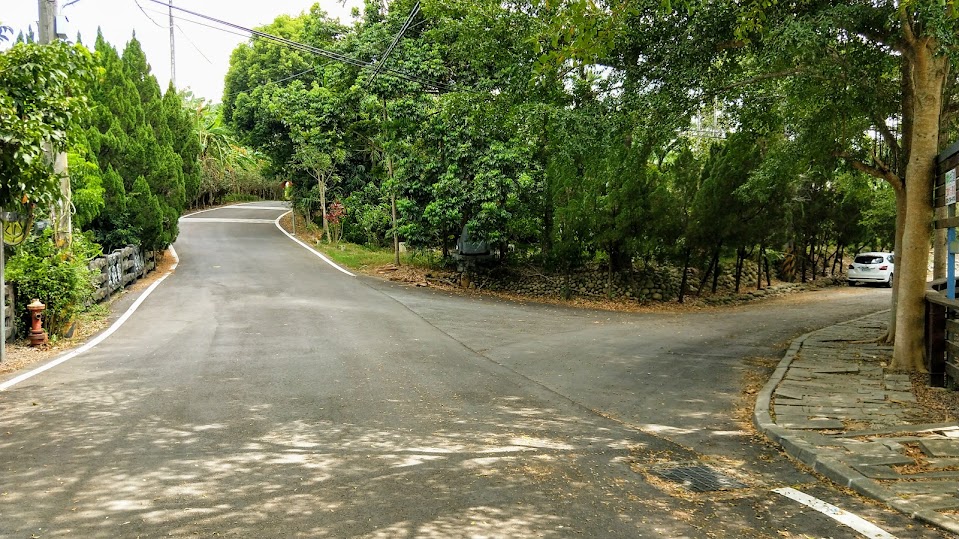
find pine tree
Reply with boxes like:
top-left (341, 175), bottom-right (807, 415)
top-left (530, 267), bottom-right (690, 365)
top-left (163, 85), bottom-right (202, 206)
top-left (128, 176), bottom-right (164, 252)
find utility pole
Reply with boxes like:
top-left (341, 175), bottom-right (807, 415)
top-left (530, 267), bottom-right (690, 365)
top-left (169, 0), bottom-right (176, 87)
top-left (38, 0), bottom-right (71, 247)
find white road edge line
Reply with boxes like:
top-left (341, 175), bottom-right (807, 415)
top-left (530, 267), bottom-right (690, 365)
top-left (274, 211), bottom-right (355, 277)
top-left (0, 246), bottom-right (181, 392)
top-left (773, 487), bottom-right (897, 539)
top-left (181, 218), bottom-right (278, 224)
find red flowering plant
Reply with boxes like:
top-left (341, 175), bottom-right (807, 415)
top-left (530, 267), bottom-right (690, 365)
top-left (325, 201), bottom-right (346, 243)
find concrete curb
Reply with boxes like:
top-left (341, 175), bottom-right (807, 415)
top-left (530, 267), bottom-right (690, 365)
top-left (751, 311), bottom-right (959, 535)
top-left (753, 331), bottom-right (811, 436)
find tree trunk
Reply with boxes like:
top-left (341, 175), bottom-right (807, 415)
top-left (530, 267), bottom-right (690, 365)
top-left (891, 39), bottom-right (947, 372)
top-left (885, 190), bottom-right (906, 343)
top-left (831, 244), bottom-right (843, 277)
top-left (799, 241), bottom-right (808, 282)
top-left (757, 244), bottom-right (764, 290)
top-left (319, 178), bottom-right (329, 243)
top-left (678, 246), bottom-right (692, 303)
top-left (391, 191), bottom-right (399, 266)
top-left (697, 248), bottom-right (720, 296)
top-left (607, 250), bottom-right (614, 299)
top-left (821, 239), bottom-right (829, 277)
top-left (734, 246), bottom-right (744, 293)
top-left (934, 205), bottom-right (947, 279)
top-left (711, 246), bottom-right (722, 294)
top-left (764, 251), bottom-right (771, 287)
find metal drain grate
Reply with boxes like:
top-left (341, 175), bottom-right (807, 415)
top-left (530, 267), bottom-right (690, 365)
top-left (651, 463), bottom-right (748, 492)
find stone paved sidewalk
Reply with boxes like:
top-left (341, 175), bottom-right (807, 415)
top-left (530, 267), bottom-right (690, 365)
top-left (755, 312), bottom-right (959, 534)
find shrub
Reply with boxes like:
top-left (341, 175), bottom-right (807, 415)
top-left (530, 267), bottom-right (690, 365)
top-left (222, 193), bottom-right (260, 204)
top-left (5, 229), bottom-right (100, 336)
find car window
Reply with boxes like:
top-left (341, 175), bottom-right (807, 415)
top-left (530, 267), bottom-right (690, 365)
top-left (854, 255), bottom-right (884, 264)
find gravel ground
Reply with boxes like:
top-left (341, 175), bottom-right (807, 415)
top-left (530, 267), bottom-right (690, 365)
top-left (912, 373), bottom-right (959, 422)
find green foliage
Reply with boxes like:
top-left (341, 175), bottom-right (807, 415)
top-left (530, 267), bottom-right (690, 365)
top-left (128, 176), bottom-right (165, 252)
top-left (220, 0), bottom-right (901, 285)
top-left (68, 133), bottom-right (106, 229)
top-left (5, 229), bottom-right (100, 336)
top-left (222, 193), bottom-right (261, 204)
top-left (344, 182), bottom-right (391, 246)
top-left (80, 33), bottom-right (200, 251)
top-left (0, 41), bottom-right (92, 217)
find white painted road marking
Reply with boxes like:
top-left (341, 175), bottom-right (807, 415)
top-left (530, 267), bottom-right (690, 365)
top-left (180, 218), bottom-right (278, 224)
top-left (179, 203), bottom-right (289, 220)
top-left (0, 247), bottom-right (180, 392)
top-left (232, 205), bottom-right (291, 210)
top-left (274, 211), bottom-right (355, 277)
top-left (773, 487), bottom-right (897, 539)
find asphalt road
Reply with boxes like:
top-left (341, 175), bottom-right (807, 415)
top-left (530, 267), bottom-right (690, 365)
top-left (0, 203), bottom-right (948, 538)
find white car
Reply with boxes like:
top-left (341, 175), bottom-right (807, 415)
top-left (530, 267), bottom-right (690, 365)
top-left (847, 252), bottom-right (894, 287)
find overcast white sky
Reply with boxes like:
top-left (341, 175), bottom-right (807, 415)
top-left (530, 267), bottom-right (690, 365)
top-left (4, 0), bottom-right (363, 102)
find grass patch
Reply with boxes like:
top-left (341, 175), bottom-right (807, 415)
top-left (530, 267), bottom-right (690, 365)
top-left (315, 242), bottom-right (441, 272)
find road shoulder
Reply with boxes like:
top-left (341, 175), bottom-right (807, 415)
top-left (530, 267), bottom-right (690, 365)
top-left (754, 311), bottom-right (959, 534)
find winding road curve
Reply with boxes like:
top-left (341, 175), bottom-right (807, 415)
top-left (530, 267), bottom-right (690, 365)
top-left (0, 203), bottom-right (947, 538)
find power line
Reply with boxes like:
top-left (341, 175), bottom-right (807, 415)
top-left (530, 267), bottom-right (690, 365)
top-left (140, 5), bottom-right (251, 40)
top-left (141, 0), bottom-right (452, 93)
top-left (133, 0), bottom-right (170, 29)
top-left (367, 1), bottom-right (419, 88)
top-left (221, 66), bottom-right (320, 101)
top-left (176, 24), bottom-right (211, 64)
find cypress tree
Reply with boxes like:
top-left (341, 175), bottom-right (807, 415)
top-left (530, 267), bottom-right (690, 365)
top-left (129, 176), bottom-right (163, 252)
top-left (163, 84), bottom-right (202, 206)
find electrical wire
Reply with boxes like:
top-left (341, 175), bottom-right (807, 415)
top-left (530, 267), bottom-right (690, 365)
top-left (367, 1), bottom-right (419, 87)
top-left (140, 5), bottom-right (252, 40)
top-left (220, 65), bottom-right (321, 101)
top-left (176, 24), bottom-right (212, 64)
top-left (133, 0), bottom-right (171, 29)
top-left (133, 3), bottom-right (213, 63)
top-left (144, 0), bottom-right (367, 67)
top-left (270, 66), bottom-right (320, 85)
top-left (141, 0), bottom-right (452, 93)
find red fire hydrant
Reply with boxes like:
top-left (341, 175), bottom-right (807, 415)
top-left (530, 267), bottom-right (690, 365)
top-left (27, 299), bottom-right (48, 346)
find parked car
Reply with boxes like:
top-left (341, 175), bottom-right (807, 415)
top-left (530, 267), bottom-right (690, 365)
top-left (847, 252), bottom-right (894, 287)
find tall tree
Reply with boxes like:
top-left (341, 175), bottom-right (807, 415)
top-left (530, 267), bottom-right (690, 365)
top-left (545, 0), bottom-right (959, 370)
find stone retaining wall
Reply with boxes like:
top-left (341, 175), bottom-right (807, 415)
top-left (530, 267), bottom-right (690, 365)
top-left (466, 260), bottom-right (833, 303)
top-left (1, 246), bottom-right (157, 339)
top-left (88, 246), bottom-right (156, 303)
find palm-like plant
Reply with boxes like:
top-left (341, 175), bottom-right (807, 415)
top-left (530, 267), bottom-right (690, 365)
top-left (183, 94), bottom-right (261, 206)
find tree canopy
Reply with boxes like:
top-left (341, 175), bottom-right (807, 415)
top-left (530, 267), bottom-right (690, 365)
top-left (217, 0), bottom-right (946, 369)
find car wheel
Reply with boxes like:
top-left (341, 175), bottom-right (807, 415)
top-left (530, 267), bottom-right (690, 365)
top-left (886, 273), bottom-right (894, 288)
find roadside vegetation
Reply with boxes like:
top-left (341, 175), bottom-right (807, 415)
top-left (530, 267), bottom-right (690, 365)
top-left (3, 1), bottom-right (959, 371)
